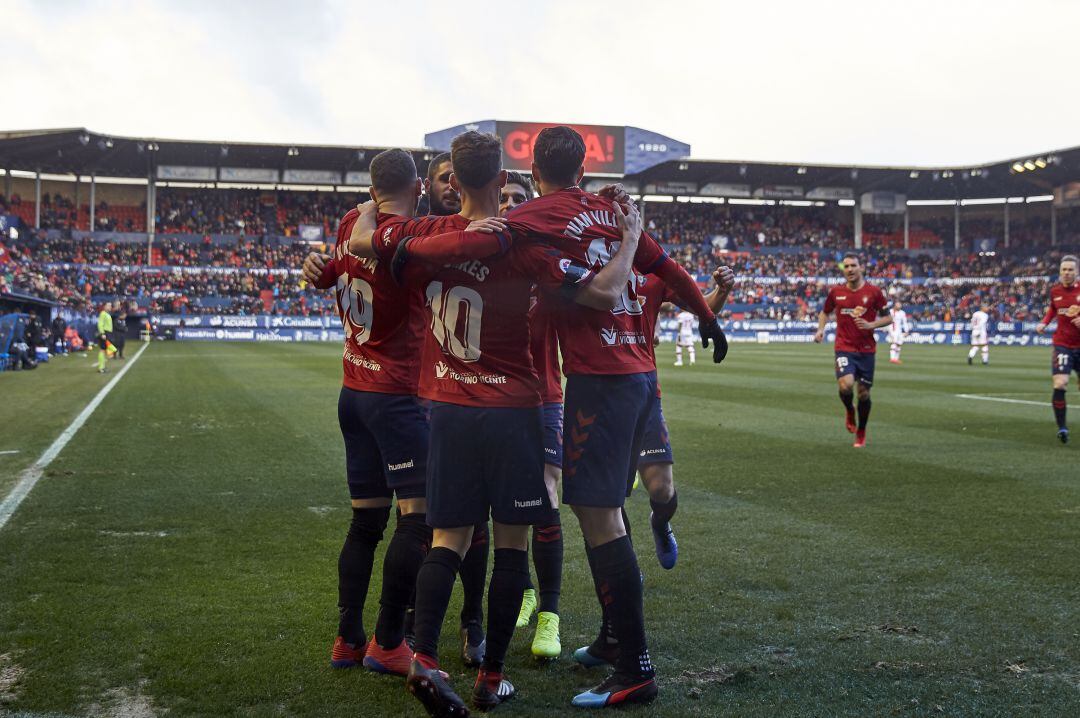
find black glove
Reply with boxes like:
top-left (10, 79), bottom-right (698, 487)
top-left (698, 316), bottom-right (728, 364)
top-left (389, 236), bottom-right (414, 285)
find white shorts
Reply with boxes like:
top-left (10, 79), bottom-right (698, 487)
top-left (676, 333), bottom-right (695, 347)
top-left (887, 331), bottom-right (904, 345)
top-left (971, 331), bottom-right (988, 345)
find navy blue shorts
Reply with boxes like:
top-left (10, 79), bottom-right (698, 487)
top-left (542, 402), bottom-right (564, 468)
top-left (1053, 345), bottom-right (1080, 376)
top-left (637, 397), bottom-right (673, 467)
top-left (426, 402), bottom-right (551, 528)
top-left (562, 371), bottom-right (659, 509)
top-left (835, 351), bottom-right (876, 387)
top-left (338, 387), bottom-right (428, 501)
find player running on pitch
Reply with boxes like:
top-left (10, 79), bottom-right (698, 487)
top-left (673, 309), bottom-right (697, 366)
top-left (887, 300), bottom-right (910, 364)
top-left (1035, 254), bottom-right (1080, 444)
top-left (814, 254), bottom-right (892, 448)
top-left (968, 302), bottom-right (991, 365)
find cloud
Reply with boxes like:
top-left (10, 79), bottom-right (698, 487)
top-left (3, 0), bottom-right (1077, 166)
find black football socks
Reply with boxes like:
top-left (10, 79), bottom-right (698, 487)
top-left (374, 511), bottom-right (430, 649)
top-left (411, 547), bottom-right (463, 662)
top-left (337, 505), bottom-right (390, 645)
top-left (532, 510), bottom-right (563, 615)
top-left (481, 548), bottom-right (530, 673)
top-left (459, 523), bottom-right (489, 628)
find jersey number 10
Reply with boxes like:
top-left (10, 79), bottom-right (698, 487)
top-left (426, 281), bottom-right (483, 363)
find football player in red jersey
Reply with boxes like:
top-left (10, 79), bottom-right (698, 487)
top-left (300, 149), bottom-right (434, 675)
top-left (814, 254), bottom-right (892, 448)
top-left (388, 127), bottom-right (726, 709)
top-left (575, 265), bottom-right (734, 670)
top-left (497, 172), bottom-right (566, 660)
top-left (1035, 254), bottom-right (1080, 443)
top-left (368, 132), bottom-right (644, 716)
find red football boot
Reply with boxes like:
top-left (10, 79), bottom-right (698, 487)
top-left (330, 636), bottom-right (365, 669)
top-left (853, 429), bottom-right (867, 448)
top-left (363, 637), bottom-right (413, 676)
top-left (844, 408), bottom-right (857, 434)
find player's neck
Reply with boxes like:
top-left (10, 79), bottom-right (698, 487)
top-left (846, 278), bottom-right (865, 291)
top-left (376, 197), bottom-right (416, 218)
top-left (459, 189), bottom-right (499, 221)
top-left (536, 179), bottom-right (576, 197)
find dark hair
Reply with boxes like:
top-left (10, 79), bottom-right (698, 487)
top-left (427, 151), bottom-right (452, 183)
top-left (450, 131), bottom-right (503, 189)
top-left (532, 126), bottom-right (585, 187)
top-left (369, 148), bottom-right (417, 195)
top-left (504, 171), bottom-right (535, 199)
top-left (1062, 254), bottom-right (1079, 267)
top-left (841, 253), bottom-right (861, 265)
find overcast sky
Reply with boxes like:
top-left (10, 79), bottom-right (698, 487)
top-left (5, 0), bottom-right (1076, 167)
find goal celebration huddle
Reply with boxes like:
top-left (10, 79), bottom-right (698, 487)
top-left (300, 127), bottom-right (1080, 716)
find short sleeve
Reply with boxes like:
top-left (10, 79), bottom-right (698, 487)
top-left (823, 289), bottom-right (836, 314)
top-left (875, 289), bottom-right (889, 312)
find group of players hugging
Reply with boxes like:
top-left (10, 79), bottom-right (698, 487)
top-left (301, 126), bottom-right (731, 716)
top-left (301, 126), bottom-right (1080, 716)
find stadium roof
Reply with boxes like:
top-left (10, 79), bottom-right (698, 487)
top-left (0, 128), bottom-right (433, 181)
top-left (0, 127), bottom-right (1076, 201)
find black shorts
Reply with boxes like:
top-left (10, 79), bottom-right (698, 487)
top-left (542, 402), bottom-right (564, 468)
top-left (338, 387), bottom-right (428, 501)
top-left (562, 371), bottom-right (659, 508)
top-left (426, 402), bottom-right (550, 528)
top-left (1052, 345), bottom-right (1080, 376)
top-left (835, 351), bottom-right (876, 387)
top-left (637, 397), bottom-right (673, 467)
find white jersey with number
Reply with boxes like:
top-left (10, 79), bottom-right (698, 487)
top-left (887, 309), bottom-right (910, 344)
top-left (676, 311), bottom-right (696, 345)
top-left (970, 310), bottom-right (989, 344)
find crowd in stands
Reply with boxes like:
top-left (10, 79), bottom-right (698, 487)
top-left (4, 199), bottom-right (1080, 323)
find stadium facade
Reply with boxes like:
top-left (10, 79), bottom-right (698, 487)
top-left (2, 124), bottom-right (1079, 251)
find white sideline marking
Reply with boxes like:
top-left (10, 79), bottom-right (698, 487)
top-left (0, 450), bottom-right (19, 455)
top-left (0, 343), bottom-right (149, 530)
top-left (955, 393), bottom-right (1046, 407)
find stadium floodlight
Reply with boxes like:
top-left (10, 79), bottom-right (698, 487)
top-left (287, 147), bottom-right (300, 157)
top-left (1026, 195), bottom-right (1054, 203)
top-left (1023, 160), bottom-right (1036, 171)
top-left (796, 167), bottom-right (807, 175)
top-left (960, 197), bottom-right (1006, 206)
top-left (1035, 158), bottom-right (1047, 169)
top-left (907, 199), bottom-right (958, 206)
top-left (1007, 197), bottom-right (1025, 203)
top-left (147, 142), bottom-right (159, 152)
top-left (356, 150), bottom-right (366, 161)
top-left (678, 162), bottom-right (689, 171)
top-left (738, 164), bottom-right (747, 176)
top-left (642, 194), bottom-right (675, 203)
top-left (909, 171), bottom-right (919, 179)
top-left (220, 146), bottom-right (229, 158)
top-left (1011, 163), bottom-right (1025, 173)
top-left (838, 199), bottom-right (855, 207)
top-left (78, 133), bottom-right (90, 146)
top-left (941, 170), bottom-right (954, 179)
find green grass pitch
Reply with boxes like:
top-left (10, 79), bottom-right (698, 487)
top-left (0, 341), bottom-right (1077, 717)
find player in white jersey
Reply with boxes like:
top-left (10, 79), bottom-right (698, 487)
top-left (968, 302), bottom-right (990, 365)
top-left (673, 311), bottom-right (696, 366)
top-left (887, 301), bottom-right (911, 364)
